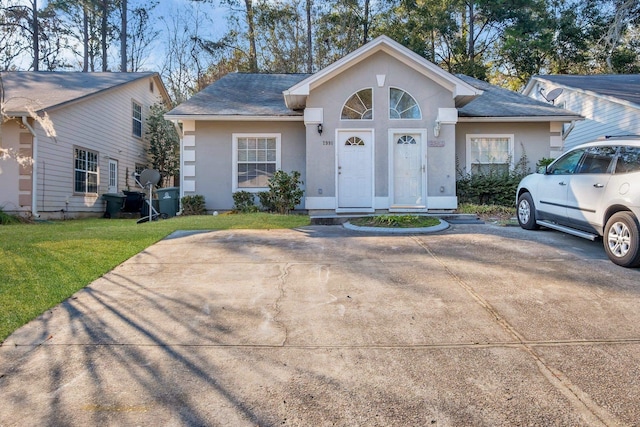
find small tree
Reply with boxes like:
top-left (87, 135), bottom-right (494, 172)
top-left (146, 102), bottom-right (179, 187)
top-left (259, 170), bottom-right (303, 214)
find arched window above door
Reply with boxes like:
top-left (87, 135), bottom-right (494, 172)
top-left (345, 136), bottom-right (365, 146)
top-left (389, 88), bottom-right (421, 119)
top-left (397, 135), bottom-right (417, 145)
top-left (341, 88), bottom-right (373, 120)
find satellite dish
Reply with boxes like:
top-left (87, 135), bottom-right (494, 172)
top-left (139, 169), bottom-right (161, 186)
top-left (539, 87), bottom-right (563, 104)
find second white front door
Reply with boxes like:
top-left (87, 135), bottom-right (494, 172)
top-left (337, 130), bottom-right (373, 209)
top-left (390, 130), bottom-right (425, 208)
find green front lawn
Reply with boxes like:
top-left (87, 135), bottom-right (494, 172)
top-left (0, 213), bottom-right (309, 343)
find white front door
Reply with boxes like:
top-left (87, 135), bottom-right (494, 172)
top-left (108, 159), bottom-right (118, 193)
top-left (390, 131), bottom-right (425, 208)
top-left (337, 130), bottom-right (373, 209)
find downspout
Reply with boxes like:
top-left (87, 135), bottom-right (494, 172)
top-left (562, 120), bottom-right (577, 141)
top-left (172, 120), bottom-right (183, 214)
top-left (22, 116), bottom-right (39, 218)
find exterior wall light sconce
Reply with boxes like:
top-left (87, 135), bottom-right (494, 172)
top-left (317, 123), bottom-right (323, 135)
top-left (433, 108), bottom-right (458, 138)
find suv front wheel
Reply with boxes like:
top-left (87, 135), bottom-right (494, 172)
top-left (603, 212), bottom-right (640, 268)
top-left (517, 192), bottom-right (539, 230)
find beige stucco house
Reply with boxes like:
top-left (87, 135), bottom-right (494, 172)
top-left (0, 72), bottom-right (171, 218)
top-left (166, 36), bottom-right (580, 215)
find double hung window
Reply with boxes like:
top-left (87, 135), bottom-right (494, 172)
top-left (466, 135), bottom-right (514, 174)
top-left (233, 134), bottom-right (281, 191)
top-left (132, 101), bottom-right (143, 137)
top-left (74, 147), bottom-right (98, 194)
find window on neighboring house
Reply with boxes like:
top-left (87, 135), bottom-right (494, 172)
top-left (466, 135), bottom-right (514, 174)
top-left (232, 134), bottom-right (281, 191)
top-left (132, 101), bottom-right (143, 137)
top-left (389, 88), bottom-right (421, 119)
top-left (341, 88), bottom-right (373, 120)
top-left (74, 147), bottom-right (98, 194)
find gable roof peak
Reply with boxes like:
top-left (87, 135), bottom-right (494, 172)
top-left (283, 35), bottom-right (482, 109)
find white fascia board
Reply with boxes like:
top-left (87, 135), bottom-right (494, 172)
top-left (163, 115), bottom-right (304, 122)
top-left (521, 77), bottom-right (542, 96)
top-left (284, 35), bottom-right (482, 99)
top-left (457, 116), bottom-right (583, 123)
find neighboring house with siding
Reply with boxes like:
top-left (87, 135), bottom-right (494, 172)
top-left (0, 72), bottom-right (171, 219)
top-left (166, 36), bottom-right (580, 215)
top-left (523, 74), bottom-right (640, 151)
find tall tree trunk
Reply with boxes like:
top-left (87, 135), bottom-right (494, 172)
top-left (244, 0), bottom-right (258, 72)
top-left (83, 2), bottom-right (89, 72)
top-left (31, 0), bottom-right (39, 71)
top-left (467, 1), bottom-right (474, 62)
top-left (101, 0), bottom-right (108, 71)
top-left (306, 0), bottom-right (312, 73)
top-left (362, 0), bottom-right (370, 44)
top-left (121, 0), bottom-right (127, 71)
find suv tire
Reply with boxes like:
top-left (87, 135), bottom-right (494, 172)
top-left (603, 212), bottom-right (640, 268)
top-left (517, 192), bottom-right (539, 230)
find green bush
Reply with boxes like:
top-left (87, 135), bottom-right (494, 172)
top-left (0, 207), bottom-right (21, 225)
top-left (257, 191), bottom-right (276, 212)
top-left (536, 157), bottom-right (555, 169)
top-left (259, 170), bottom-right (304, 214)
top-left (456, 150), bottom-right (530, 207)
top-left (181, 195), bottom-right (206, 215)
top-left (232, 191), bottom-right (259, 213)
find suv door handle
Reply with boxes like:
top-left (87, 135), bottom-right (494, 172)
top-left (593, 183), bottom-right (604, 188)
top-left (559, 181), bottom-right (567, 186)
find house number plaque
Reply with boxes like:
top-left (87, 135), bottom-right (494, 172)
top-left (322, 140), bottom-right (334, 146)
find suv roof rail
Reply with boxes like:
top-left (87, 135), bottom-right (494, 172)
top-left (602, 135), bottom-right (640, 140)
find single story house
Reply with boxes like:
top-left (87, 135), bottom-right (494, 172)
top-left (523, 74), bottom-right (640, 151)
top-left (166, 35), bottom-right (581, 215)
top-left (0, 72), bottom-right (171, 218)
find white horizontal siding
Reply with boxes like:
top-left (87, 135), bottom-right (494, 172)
top-left (530, 82), bottom-right (640, 151)
top-left (33, 77), bottom-right (166, 215)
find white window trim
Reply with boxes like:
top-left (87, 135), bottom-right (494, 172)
top-left (340, 87), bottom-right (374, 121)
top-left (388, 87), bottom-right (422, 120)
top-left (465, 134), bottom-right (515, 173)
top-left (74, 146), bottom-right (99, 195)
top-left (232, 133), bottom-right (281, 192)
top-left (132, 100), bottom-right (143, 138)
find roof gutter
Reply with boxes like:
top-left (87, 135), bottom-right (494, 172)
top-left (21, 116), bottom-right (39, 218)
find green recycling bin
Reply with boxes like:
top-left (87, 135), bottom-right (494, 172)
top-left (156, 187), bottom-right (180, 218)
top-left (102, 193), bottom-right (126, 218)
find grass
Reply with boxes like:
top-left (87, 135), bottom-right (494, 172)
top-left (350, 214), bottom-right (441, 228)
top-left (457, 203), bottom-right (516, 219)
top-left (0, 213), bottom-right (309, 343)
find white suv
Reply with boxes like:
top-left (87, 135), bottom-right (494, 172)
top-left (516, 138), bottom-right (640, 267)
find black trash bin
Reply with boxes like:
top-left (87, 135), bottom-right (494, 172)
top-left (156, 187), bottom-right (180, 218)
top-left (122, 191), bottom-right (145, 213)
top-left (102, 193), bottom-right (126, 218)
top-left (140, 198), bottom-right (159, 218)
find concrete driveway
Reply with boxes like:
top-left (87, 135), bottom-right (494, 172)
top-left (1, 223), bottom-right (640, 426)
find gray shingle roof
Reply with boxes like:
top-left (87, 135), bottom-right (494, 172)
top-left (167, 72), bottom-right (580, 120)
top-left (167, 73), bottom-right (312, 117)
top-left (1, 71), bottom-right (157, 115)
top-left (534, 74), bottom-right (640, 106)
top-left (456, 75), bottom-right (580, 118)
